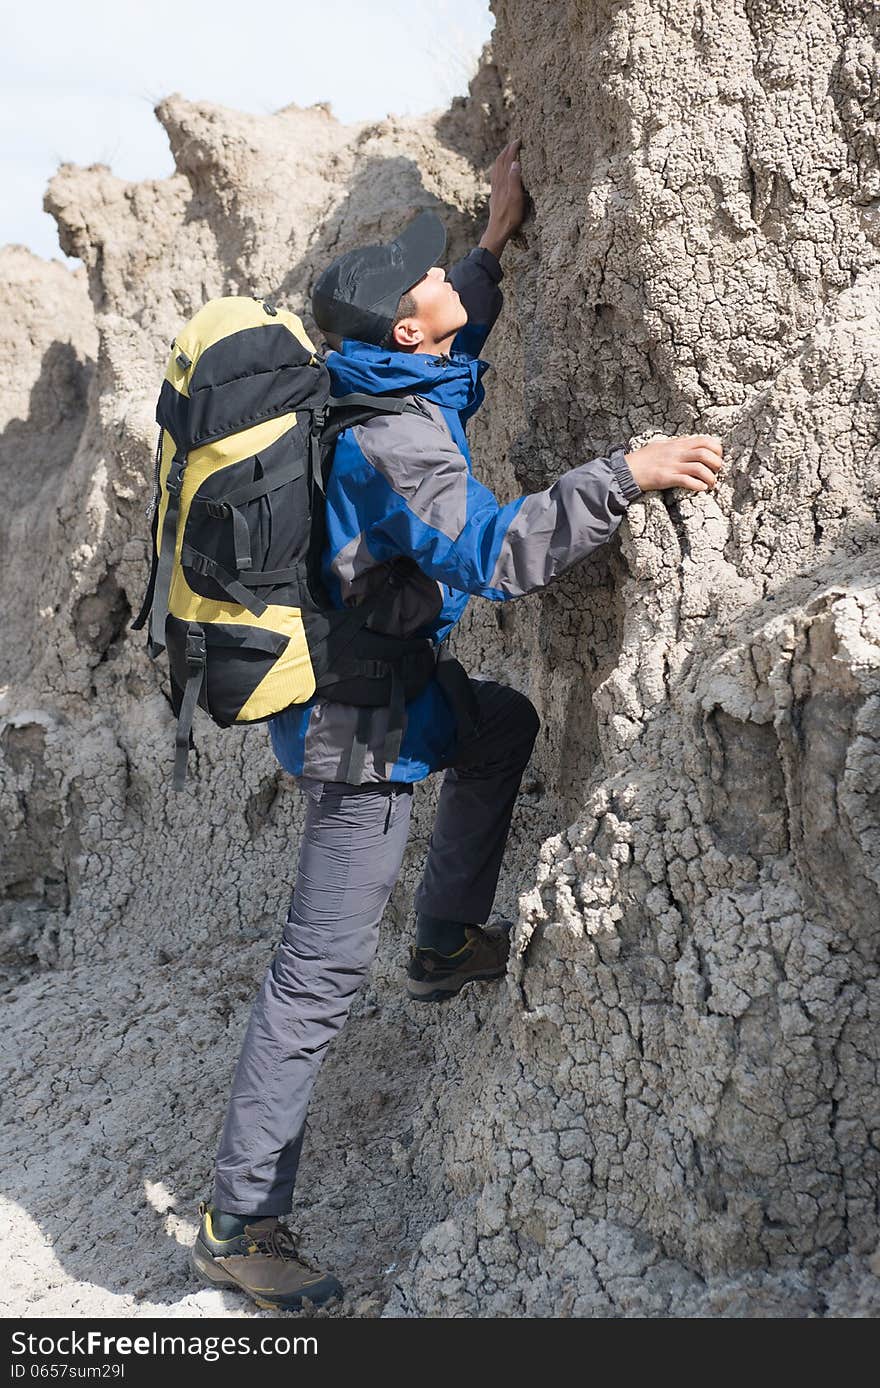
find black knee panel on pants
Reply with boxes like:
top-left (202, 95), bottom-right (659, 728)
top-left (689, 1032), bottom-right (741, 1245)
top-left (508, 691), bottom-right (540, 760)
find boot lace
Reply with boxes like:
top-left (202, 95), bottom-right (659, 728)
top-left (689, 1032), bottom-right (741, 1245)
top-left (250, 1220), bottom-right (312, 1266)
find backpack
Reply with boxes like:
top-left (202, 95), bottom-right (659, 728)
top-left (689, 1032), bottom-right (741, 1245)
top-left (131, 294), bottom-right (478, 790)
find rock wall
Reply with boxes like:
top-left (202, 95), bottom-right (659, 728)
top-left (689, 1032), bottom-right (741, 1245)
top-left (1, 0), bottom-right (878, 1318)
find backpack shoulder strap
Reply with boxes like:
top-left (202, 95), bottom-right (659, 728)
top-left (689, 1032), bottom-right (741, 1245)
top-left (307, 392), bottom-right (425, 499)
top-left (326, 391), bottom-right (424, 412)
top-left (318, 392), bottom-right (425, 450)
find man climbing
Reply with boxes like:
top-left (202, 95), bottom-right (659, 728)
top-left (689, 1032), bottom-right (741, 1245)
top-left (191, 138), bottom-right (723, 1311)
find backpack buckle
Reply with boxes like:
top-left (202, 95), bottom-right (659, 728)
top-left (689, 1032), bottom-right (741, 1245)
top-left (185, 629), bottom-right (206, 673)
top-left (205, 500), bottom-right (228, 519)
top-left (166, 455), bottom-right (187, 496)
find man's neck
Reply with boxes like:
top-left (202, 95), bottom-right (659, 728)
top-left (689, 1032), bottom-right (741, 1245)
top-left (414, 332), bottom-right (456, 358)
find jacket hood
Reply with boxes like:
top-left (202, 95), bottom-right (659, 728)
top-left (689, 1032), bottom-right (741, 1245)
top-left (324, 337), bottom-right (490, 413)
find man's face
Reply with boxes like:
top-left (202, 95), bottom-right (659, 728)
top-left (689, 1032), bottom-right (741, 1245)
top-left (393, 266), bottom-right (468, 351)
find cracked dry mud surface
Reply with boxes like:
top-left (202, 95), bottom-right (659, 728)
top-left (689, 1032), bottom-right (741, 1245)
top-left (2, 0), bottom-right (879, 1318)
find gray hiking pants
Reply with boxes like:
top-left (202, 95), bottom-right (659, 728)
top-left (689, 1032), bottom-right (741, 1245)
top-left (212, 677), bottom-right (540, 1216)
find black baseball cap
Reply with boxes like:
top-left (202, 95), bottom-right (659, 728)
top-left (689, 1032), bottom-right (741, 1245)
top-left (311, 209), bottom-right (447, 346)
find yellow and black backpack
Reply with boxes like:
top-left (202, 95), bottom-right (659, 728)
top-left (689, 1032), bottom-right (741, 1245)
top-left (131, 294), bottom-right (461, 789)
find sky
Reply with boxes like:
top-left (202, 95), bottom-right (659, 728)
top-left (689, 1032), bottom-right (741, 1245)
top-left (2, 0), bottom-right (494, 265)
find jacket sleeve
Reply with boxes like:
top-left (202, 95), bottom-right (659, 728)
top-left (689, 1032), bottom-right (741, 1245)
top-left (354, 411), bottom-right (642, 602)
top-left (446, 247), bottom-right (504, 359)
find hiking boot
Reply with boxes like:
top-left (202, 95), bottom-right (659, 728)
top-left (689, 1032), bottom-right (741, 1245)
top-left (190, 1202), bottom-right (343, 1311)
top-left (405, 919), bottom-right (513, 1003)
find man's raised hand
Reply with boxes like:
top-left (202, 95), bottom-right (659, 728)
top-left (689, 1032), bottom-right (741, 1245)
top-left (624, 434), bottom-right (724, 495)
top-left (479, 139), bottom-right (527, 260)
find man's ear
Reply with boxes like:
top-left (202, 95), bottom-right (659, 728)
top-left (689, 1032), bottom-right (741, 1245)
top-left (392, 317), bottom-right (423, 349)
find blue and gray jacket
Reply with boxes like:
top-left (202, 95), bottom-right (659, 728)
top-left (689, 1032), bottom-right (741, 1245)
top-left (269, 245), bottom-right (642, 784)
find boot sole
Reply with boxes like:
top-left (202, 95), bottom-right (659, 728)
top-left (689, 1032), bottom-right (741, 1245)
top-left (190, 1237), bottom-right (342, 1311)
top-left (405, 964), bottom-right (507, 1003)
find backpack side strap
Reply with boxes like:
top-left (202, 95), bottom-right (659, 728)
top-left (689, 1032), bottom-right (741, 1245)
top-left (132, 446), bottom-right (189, 658)
top-left (173, 625), bottom-right (207, 791)
top-left (130, 428), bottom-right (164, 636)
